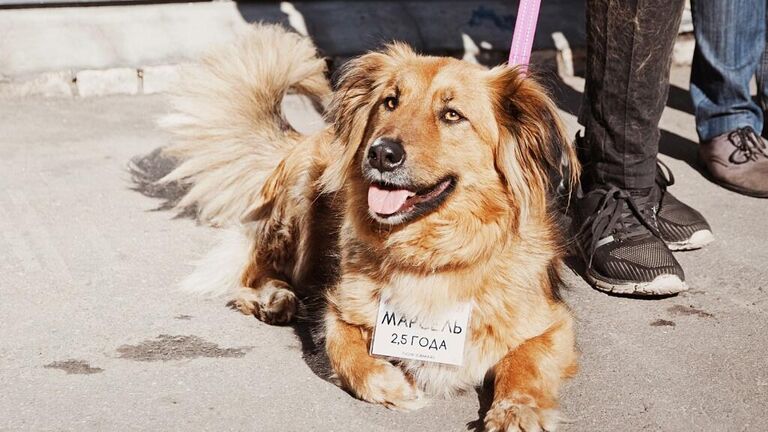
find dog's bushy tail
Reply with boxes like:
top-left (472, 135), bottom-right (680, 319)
top-left (159, 23), bottom-right (330, 226)
top-left (179, 228), bottom-right (253, 298)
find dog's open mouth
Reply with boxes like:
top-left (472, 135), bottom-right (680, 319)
top-left (367, 177), bottom-right (455, 222)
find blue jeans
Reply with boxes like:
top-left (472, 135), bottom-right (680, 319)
top-left (690, 0), bottom-right (767, 141)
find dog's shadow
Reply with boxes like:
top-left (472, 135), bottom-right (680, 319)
top-left (466, 376), bottom-right (494, 431)
top-left (290, 296), bottom-right (335, 380)
top-left (128, 147), bottom-right (196, 219)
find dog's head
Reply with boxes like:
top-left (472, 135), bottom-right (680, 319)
top-left (322, 45), bottom-right (578, 269)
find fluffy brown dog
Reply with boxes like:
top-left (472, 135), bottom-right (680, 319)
top-left (161, 24), bottom-right (580, 432)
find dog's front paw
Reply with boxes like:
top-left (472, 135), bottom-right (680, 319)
top-left (230, 283), bottom-right (298, 325)
top-left (357, 360), bottom-right (427, 412)
top-left (484, 393), bottom-right (561, 432)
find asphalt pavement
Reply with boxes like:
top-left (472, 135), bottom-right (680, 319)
top-left (1, 66), bottom-right (766, 432)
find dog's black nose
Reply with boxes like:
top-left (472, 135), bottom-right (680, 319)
top-left (368, 138), bottom-right (406, 172)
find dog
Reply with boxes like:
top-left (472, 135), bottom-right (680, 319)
top-left (159, 24), bottom-right (580, 432)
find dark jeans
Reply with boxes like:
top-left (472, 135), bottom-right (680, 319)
top-left (691, 0), bottom-right (766, 141)
top-left (578, 0), bottom-right (686, 190)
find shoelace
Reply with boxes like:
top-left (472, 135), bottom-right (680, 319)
top-left (727, 127), bottom-right (768, 164)
top-left (656, 160), bottom-right (675, 189)
top-left (581, 187), bottom-right (660, 267)
top-left (654, 160), bottom-right (675, 211)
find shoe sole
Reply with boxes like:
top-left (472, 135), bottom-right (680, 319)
top-left (713, 179), bottom-right (768, 198)
top-left (665, 229), bottom-right (715, 251)
top-left (700, 163), bottom-right (768, 198)
top-left (586, 272), bottom-right (688, 296)
top-left (572, 233), bottom-right (688, 296)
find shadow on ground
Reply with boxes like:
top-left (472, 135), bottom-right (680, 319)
top-left (235, 0), bottom-right (586, 72)
top-left (667, 84), bottom-right (695, 115)
top-left (466, 377), bottom-right (494, 431)
top-left (128, 148), bottom-right (195, 219)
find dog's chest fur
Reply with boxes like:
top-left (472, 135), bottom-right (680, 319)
top-left (399, 337), bottom-right (505, 397)
top-left (355, 272), bottom-right (526, 397)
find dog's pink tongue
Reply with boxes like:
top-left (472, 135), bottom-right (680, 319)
top-left (368, 185), bottom-right (414, 215)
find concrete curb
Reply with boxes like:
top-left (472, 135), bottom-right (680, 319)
top-left (0, 65), bottom-right (180, 98)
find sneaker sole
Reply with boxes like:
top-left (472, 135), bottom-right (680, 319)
top-left (665, 229), bottom-right (715, 251)
top-left (586, 272), bottom-right (688, 296)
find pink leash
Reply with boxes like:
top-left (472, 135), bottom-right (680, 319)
top-left (508, 0), bottom-right (542, 73)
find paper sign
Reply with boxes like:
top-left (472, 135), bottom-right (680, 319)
top-left (370, 299), bottom-right (472, 366)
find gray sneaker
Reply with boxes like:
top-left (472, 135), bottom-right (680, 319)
top-left (573, 186), bottom-right (687, 296)
top-left (700, 127), bottom-right (768, 198)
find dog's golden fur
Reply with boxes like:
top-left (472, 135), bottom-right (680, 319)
top-left (162, 24), bottom-right (580, 431)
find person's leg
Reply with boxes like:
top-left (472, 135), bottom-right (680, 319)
top-left (579, 0), bottom-right (686, 191)
top-left (690, 0), bottom-right (765, 141)
top-left (692, 0), bottom-right (768, 198)
top-left (573, 0), bottom-right (712, 296)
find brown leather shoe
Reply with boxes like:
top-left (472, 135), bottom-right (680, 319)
top-left (699, 127), bottom-right (768, 198)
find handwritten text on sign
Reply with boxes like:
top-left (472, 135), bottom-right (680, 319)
top-left (370, 299), bottom-right (471, 366)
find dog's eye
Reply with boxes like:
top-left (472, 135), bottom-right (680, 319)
top-left (384, 97), bottom-right (398, 111)
top-left (442, 109), bottom-right (463, 123)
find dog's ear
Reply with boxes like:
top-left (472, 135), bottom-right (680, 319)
top-left (488, 66), bottom-right (580, 215)
top-left (319, 51), bottom-right (388, 193)
top-left (319, 44), bottom-right (415, 192)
